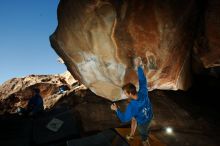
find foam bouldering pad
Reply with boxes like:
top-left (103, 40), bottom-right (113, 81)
top-left (33, 110), bottom-right (80, 145)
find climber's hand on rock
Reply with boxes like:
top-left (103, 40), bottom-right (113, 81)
top-left (134, 57), bottom-right (142, 69)
top-left (111, 103), bottom-right (118, 111)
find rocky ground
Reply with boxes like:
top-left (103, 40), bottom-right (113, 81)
top-left (0, 73), bottom-right (219, 145)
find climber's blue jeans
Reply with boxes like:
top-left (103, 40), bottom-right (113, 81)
top-left (137, 120), bottom-right (152, 141)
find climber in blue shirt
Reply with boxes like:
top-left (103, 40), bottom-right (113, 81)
top-left (111, 57), bottom-right (153, 146)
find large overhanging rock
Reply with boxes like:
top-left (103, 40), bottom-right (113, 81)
top-left (50, 0), bottom-right (199, 101)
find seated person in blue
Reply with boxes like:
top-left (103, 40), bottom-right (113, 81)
top-left (18, 88), bottom-right (44, 116)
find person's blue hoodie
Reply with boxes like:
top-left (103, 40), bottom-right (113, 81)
top-left (116, 66), bottom-right (153, 125)
top-left (27, 93), bottom-right (44, 114)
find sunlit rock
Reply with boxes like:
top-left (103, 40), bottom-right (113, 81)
top-left (50, 0), bottom-right (201, 101)
top-left (0, 71), bottom-right (77, 114)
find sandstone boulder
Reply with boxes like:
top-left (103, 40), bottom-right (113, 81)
top-left (50, 0), bottom-right (200, 101)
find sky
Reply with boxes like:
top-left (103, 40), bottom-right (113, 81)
top-left (0, 0), bottom-right (66, 84)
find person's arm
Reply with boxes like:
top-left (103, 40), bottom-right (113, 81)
top-left (137, 66), bottom-right (147, 92)
top-left (27, 97), bottom-right (34, 110)
top-left (115, 103), bottom-right (133, 123)
top-left (134, 57), bottom-right (147, 92)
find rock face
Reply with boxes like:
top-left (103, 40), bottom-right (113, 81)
top-left (55, 89), bottom-right (125, 132)
top-left (50, 0), bottom-right (220, 101)
top-left (0, 71), bottom-right (78, 114)
top-left (194, 0), bottom-right (220, 68)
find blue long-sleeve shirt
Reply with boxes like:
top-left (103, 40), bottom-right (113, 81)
top-left (116, 66), bottom-right (153, 125)
top-left (27, 93), bottom-right (44, 114)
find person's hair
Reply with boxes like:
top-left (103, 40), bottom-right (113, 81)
top-left (33, 88), bottom-right (40, 94)
top-left (122, 83), bottom-right (137, 95)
